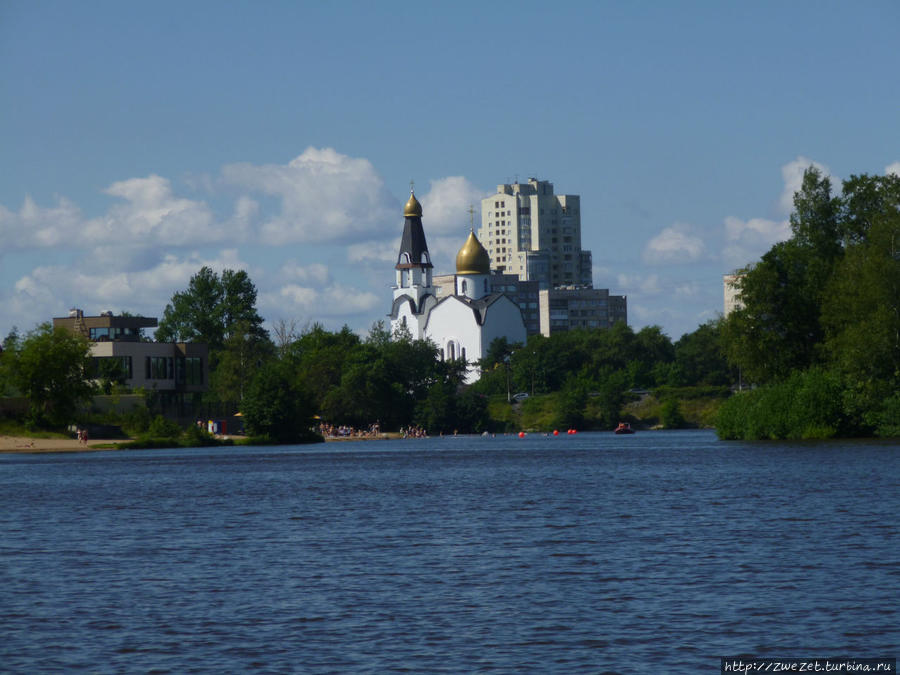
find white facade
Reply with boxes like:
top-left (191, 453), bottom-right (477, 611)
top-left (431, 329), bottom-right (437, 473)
top-left (389, 193), bottom-right (527, 383)
top-left (723, 272), bottom-right (744, 316)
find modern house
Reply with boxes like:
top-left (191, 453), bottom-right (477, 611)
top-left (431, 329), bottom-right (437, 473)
top-left (53, 309), bottom-right (208, 394)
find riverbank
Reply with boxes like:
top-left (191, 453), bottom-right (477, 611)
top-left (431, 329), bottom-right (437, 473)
top-left (0, 431), bottom-right (407, 453)
top-left (0, 435), bottom-right (123, 453)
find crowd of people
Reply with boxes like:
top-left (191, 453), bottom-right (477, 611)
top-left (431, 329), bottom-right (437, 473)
top-left (399, 425), bottom-right (427, 438)
top-left (316, 422), bottom-right (431, 439)
top-left (318, 422), bottom-right (382, 439)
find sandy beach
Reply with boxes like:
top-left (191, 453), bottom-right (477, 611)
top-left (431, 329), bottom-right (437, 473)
top-left (0, 435), bottom-right (123, 454)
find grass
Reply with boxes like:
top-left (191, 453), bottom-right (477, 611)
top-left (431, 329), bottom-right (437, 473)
top-left (0, 419), bottom-right (72, 440)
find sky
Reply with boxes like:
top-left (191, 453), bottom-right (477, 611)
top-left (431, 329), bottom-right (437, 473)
top-left (2, 0), bottom-right (899, 342)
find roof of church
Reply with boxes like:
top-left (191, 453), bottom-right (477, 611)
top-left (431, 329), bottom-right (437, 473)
top-left (396, 189), bottom-right (432, 270)
top-left (432, 292), bottom-right (517, 326)
top-left (455, 230), bottom-right (491, 275)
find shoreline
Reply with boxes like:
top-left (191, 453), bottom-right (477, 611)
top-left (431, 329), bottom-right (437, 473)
top-left (0, 435), bottom-right (125, 454)
top-left (0, 431), bottom-right (406, 454)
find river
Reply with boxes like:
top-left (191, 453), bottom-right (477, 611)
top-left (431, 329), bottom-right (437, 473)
top-left (1, 430), bottom-right (897, 673)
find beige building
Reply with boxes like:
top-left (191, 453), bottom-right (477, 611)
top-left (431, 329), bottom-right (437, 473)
top-left (480, 177), bottom-right (592, 289)
top-left (53, 309), bottom-right (208, 393)
top-left (723, 272), bottom-right (745, 316)
top-left (538, 287), bottom-right (627, 337)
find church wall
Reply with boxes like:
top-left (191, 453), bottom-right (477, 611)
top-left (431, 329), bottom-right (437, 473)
top-left (480, 297), bottom-right (528, 356)
top-left (424, 298), bottom-right (483, 370)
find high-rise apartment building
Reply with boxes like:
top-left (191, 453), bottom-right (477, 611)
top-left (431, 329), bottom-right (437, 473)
top-left (480, 178), bottom-right (592, 289)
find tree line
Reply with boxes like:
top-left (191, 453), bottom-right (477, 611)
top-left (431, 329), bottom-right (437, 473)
top-left (2, 166), bottom-right (896, 441)
top-left (718, 168), bottom-right (900, 439)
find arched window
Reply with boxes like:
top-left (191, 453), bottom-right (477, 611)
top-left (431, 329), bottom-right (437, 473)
top-left (483, 279), bottom-right (488, 293)
top-left (448, 342), bottom-right (456, 360)
top-left (461, 280), bottom-right (468, 295)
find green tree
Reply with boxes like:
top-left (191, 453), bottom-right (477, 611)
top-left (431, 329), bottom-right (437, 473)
top-left (242, 361), bottom-right (318, 442)
top-left (211, 320), bottom-right (276, 403)
top-left (220, 269), bottom-right (267, 343)
top-left (674, 319), bottom-right (731, 386)
top-left (6, 323), bottom-right (95, 427)
top-left (156, 266), bottom-right (225, 347)
top-left (723, 167), bottom-right (844, 383)
top-left (660, 399), bottom-right (686, 429)
top-left (0, 327), bottom-right (21, 396)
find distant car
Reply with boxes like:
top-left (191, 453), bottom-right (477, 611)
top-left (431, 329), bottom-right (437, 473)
top-left (512, 392), bottom-right (530, 401)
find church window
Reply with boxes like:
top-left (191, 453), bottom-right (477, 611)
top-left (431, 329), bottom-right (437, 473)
top-left (462, 347), bottom-right (466, 361)
top-left (461, 280), bottom-right (468, 294)
top-left (483, 279), bottom-right (488, 293)
top-left (448, 342), bottom-right (456, 360)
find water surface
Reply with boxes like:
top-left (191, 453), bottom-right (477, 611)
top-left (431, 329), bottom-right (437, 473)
top-left (1, 430), bottom-right (897, 673)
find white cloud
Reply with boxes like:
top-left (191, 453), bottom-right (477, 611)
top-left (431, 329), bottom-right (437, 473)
top-left (262, 282), bottom-right (380, 320)
top-left (418, 176), bottom-right (488, 236)
top-left (222, 147), bottom-right (398, 245)
top-left (643, 224), bottom-right (706, 264)
top-left (722, 215), bottom-right (790, 267)
top-left (279, 261), bottom-right (331, 285)
top-left (885, 162), bottom-right (900, 177)
top-left (0, 195), bottom-right (83, 250)
top-left (674, 282), bottom-right (701, 298)
top-left (5, 250), bottom-right (251, 333)
top-left (348, 239), bottom-right (400, 265)
top-left (617, 273), bottom-right (662, 295)
top-left (778, 156), bottom-right (832, 215)
top-left (82, 175), bottom-right (220, 245)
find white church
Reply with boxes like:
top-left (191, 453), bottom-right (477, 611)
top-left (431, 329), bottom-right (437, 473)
top-left (389, 190), bottom-right (527, 383)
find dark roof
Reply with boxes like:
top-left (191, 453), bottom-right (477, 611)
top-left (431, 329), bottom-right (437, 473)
top-left (395, 216), bottom-right (433, 269)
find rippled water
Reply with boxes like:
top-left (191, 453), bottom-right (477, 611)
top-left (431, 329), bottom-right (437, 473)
top-left (1, 430), bottom-right (897, 673)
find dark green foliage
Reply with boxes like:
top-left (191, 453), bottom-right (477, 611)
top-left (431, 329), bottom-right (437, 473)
top-left (121, 405), bottom-right (152, 436)
top-left (875, 393), bottom-right (900, 438)
top-left (241, 361), bottom-right (318, 443)
top-left (181, 423), bottom-right (219, 447)
top-left (415, 381), bottom-right (489, 434)
top-left (156, 267), bottom-right (272, 403)
top-left (554, 377), bottom-right (587, 430)
top-left (673, 320), bottom-right (731, 386)
top-left (716, 369), bottom-right (846, 440)
top-left (147, 415), bottom-right (182, 439)
top-left (3, 323), bottom-right (95, 428)
top-left (719, 168), bottom-right (899, 438)
top-left (660, 399), bottom-right (687, 429)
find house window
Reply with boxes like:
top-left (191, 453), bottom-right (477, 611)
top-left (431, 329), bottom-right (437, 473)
top-left (145, 356), bottom-right (174, 380)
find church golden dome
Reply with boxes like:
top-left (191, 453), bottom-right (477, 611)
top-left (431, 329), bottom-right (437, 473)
top-left (404, 192), bottom-right (423, 218)
top-left (456, 230), bottom-right (491, 275)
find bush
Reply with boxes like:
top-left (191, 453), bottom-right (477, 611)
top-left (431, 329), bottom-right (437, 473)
top-left (875, 392), bottom-right (900, 438)
top-left (716, 368), bottom-right (846, 440)
top-left (181, 423), bottom-right (219, 447)
top-left (660, 399), bottom-right (687, 429)
top-left (147, 415), bottom-right (181, 439)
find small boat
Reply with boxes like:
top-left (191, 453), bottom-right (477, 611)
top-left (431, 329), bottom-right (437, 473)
top-left (614, 422), bottom-right (635, 434)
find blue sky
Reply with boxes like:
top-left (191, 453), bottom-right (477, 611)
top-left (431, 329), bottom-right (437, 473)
top-left (2, 0), bottom-right (898, 341)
